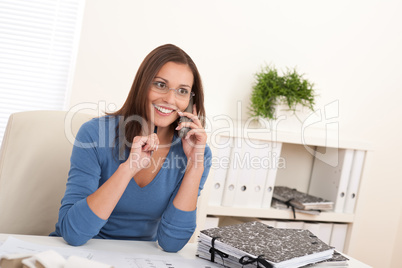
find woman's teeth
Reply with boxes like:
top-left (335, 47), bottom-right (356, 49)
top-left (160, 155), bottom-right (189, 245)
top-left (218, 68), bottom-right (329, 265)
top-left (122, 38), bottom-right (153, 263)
top-left (154, 105), bottom-right (174, 114)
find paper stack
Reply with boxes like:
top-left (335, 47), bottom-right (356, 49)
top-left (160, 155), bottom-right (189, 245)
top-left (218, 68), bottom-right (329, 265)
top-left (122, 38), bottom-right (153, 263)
top-left (273, 186), bottom-right (333, 212)
top-left (271, 199), bottom-right (321, 215)
top-left (197, 221), bottom-right (335, 268)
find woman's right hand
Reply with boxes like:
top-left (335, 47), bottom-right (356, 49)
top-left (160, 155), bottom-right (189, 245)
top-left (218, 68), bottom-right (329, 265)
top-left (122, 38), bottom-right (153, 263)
top-left (124, 133), bottom-right (159, 176)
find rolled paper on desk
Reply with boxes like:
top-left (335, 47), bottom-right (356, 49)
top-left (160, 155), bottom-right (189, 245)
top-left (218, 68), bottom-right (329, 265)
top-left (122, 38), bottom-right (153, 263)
top-left (3, 250), bottom-right (115, 268)
top-left (21, 250), bottom-right (65, 268)
top-left (0, 253), bottom-right (32, 268)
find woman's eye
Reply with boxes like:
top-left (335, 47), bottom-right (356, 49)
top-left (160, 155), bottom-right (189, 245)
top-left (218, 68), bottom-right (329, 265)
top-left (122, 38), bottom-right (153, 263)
top-left (154, 82), bottom-right (166, 89)
top-left (177, 88), bottom-right (189, 95)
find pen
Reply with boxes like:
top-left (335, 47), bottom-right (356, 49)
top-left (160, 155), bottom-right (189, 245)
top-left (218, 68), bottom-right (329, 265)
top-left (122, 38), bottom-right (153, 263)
top-left (150, 125), bottom-right (157, 157)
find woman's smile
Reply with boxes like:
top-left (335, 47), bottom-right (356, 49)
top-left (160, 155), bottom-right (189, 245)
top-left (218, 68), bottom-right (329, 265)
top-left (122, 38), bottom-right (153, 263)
top-left (153, 104), bottom-right (177, 116)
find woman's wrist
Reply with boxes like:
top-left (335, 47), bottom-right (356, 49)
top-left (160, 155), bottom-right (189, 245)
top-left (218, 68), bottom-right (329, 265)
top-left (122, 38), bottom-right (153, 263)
top-left (120, 161), bottom-right (138, 178)
top-left (187, 149), bottom-right (205, 165)
top-left (185, 159), bottom-right (205, 174)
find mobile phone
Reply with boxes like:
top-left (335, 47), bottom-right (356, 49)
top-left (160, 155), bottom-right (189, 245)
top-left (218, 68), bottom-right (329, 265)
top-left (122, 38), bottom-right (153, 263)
top-left (178, 98), bottom-right (193, 138)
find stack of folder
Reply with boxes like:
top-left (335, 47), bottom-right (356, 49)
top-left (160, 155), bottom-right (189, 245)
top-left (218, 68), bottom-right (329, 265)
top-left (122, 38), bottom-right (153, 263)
top-left (272, 186), bottom-right (333, 213)
top-left (196, 221), bottom-right (336, 268)
top-left (270, 199), bottom-right (321, 215)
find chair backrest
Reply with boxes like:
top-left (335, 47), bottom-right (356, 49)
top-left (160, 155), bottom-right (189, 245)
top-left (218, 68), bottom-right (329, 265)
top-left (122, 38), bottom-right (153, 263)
top-left (0, 110), bottom-right (93, 235)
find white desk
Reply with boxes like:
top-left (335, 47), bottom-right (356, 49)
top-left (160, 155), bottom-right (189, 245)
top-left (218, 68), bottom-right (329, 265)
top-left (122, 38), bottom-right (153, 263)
top-left (0, 234), bottom-right (371, 267)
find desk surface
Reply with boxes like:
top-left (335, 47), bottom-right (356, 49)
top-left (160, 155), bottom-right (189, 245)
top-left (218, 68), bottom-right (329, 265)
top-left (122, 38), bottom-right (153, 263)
top-left (0, 234), bottom-right (371, 268)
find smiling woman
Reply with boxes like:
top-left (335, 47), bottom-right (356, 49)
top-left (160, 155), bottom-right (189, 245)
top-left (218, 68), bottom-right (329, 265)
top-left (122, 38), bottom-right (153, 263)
top-left (50, 44), bottom-right (212, 253)
top-left (148, 62), bottom-right (194, 126)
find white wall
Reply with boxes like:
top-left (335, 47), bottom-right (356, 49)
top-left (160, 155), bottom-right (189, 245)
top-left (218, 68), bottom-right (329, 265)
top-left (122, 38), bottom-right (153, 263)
top-left (69, 1), bottom-right (402, 267)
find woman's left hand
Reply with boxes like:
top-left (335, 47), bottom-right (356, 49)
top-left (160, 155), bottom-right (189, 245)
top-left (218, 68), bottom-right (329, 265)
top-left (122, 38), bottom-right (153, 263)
top-left (176, 104), bottom-right (207, 167)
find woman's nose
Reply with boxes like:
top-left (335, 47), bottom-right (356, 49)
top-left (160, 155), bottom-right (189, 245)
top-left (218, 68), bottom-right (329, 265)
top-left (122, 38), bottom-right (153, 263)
top-left (162, 88), bottom-right (176, 103)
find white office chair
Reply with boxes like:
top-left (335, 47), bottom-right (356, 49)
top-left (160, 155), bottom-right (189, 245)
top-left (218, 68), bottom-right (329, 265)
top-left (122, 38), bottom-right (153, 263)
top-left (0, 110), bottom-right (93, 235)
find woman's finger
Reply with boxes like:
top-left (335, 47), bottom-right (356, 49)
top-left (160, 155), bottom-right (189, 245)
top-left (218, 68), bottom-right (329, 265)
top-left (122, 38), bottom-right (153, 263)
top-left (148, 133), bottom-right (157, 150)
top-left (178, 111), bottom-right (200, 123)
top-left (176, 121), bottom-right (201, 131)
top-left (176, 112), bottom-right (202, 128)
top-left (133, 135), bottom-right (148, 149)
top-left (183, 129), bottom-right (207, 148)
top-left (143, 133), bottom-right (159, 152)
top-left (132, 134), bottom-right (159, 152)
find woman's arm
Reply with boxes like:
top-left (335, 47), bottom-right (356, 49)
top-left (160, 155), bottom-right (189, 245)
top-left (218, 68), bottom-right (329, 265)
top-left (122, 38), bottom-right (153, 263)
top-left (173, 105), bottom-right (208, 211)
top-left (157, 105), bottom-right (211, 252)
top-left (156, 146), bottom-right (212, 252)
top-left (54, 121), bottom-right (107, 245)
top-left (171, 159), bottom-right (204, 211)
top-left (85, 162), bottom-right (134, 220)
top-left (54, 120), bottom-right (158, 246)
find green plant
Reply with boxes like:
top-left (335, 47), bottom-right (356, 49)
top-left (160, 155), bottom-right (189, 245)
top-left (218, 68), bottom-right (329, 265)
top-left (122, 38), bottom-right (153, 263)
top-left (249, 65), bottom-right (316, 120)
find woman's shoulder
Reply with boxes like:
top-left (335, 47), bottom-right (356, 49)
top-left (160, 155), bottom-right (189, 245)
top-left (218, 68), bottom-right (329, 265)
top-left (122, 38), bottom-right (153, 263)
top-left (79, 115), bottom-right (117, 130)
top-left (75, 115), bottom-right (118, 142)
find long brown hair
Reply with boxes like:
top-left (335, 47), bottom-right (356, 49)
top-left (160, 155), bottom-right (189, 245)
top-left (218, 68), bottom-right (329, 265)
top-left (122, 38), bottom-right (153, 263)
top-left (109, 44), bottom-right (205, 152)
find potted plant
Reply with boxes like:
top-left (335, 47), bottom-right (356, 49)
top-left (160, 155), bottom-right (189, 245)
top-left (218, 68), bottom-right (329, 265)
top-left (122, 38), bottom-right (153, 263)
top-left (249, 65), bottom-right (316, 124)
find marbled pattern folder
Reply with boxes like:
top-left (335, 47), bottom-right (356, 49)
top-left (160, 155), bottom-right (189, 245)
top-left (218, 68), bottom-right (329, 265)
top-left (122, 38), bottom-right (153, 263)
top-left (273, 186), bottom-right (333, 211)
top-left (198, 221), bottom-right (334, 268)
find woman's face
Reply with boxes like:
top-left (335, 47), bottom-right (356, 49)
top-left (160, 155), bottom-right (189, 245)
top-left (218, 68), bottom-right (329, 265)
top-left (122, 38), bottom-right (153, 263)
top-left (147, 61), bottom-right (194, 128)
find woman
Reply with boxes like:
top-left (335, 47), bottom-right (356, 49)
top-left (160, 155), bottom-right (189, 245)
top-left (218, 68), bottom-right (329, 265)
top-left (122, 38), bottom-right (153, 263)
top-left (51, 44), bottom-right (212, 253)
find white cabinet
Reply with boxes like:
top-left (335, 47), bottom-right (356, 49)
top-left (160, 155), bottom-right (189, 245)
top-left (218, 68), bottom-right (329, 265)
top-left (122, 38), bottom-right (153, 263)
top-left (196, 120), bottom-right (370, 254)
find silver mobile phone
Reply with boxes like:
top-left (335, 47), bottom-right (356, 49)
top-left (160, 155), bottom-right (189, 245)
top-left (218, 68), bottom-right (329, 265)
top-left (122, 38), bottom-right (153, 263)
top-left (178, 98), bottom-right (193, 138)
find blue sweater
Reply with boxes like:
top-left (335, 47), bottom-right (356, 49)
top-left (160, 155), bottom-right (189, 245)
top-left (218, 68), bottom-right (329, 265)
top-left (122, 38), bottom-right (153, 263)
top-left (51, 116), bottom-right (212, 252)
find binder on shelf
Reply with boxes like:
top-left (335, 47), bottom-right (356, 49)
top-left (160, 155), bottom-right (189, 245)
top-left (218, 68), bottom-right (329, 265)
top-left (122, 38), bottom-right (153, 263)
top-left (303, 222), bottom-right (321, 237)
top-left (259, 219), bottom-right (277, 228)
top-left (204, 216), bottom-right (220, 230)
top-left (241, 139), bottom-right (271, 208)
top-left (232, 138), bottom-right (254, 207)
top-left (197, 221), bottom-right (334, 268)
top-left (308, 148), bottom-right (355, 213)
top-left (284, 220), bottom-right (304, 229)
top-left (261, 142), bottom-right (283, 208)
top-left (275, 220), bottom-right (305, 229)
top-left (221, 137), bottom-right (243, 207)
top-left (208, 136), bottom-right (233, 206)
top-left (329, 223), bottom-right (348, 253)
top-left (275, 220), bottom-right (291, 229)
top-left (317, 223), bottom-right (333, 245)
top-left (344, 150), bottom-right (365, 214)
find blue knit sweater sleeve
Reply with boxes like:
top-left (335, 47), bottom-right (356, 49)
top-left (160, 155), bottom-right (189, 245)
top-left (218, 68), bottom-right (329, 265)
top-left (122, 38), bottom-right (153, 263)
top-left (157, 146), bottom-right (212, 252)
top-left (53, 120), bottom-right (107, 246)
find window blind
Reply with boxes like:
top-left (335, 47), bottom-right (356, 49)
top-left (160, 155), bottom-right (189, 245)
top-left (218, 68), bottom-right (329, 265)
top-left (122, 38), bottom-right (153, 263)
top-left (0, 0), bottom-right (85, 144)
